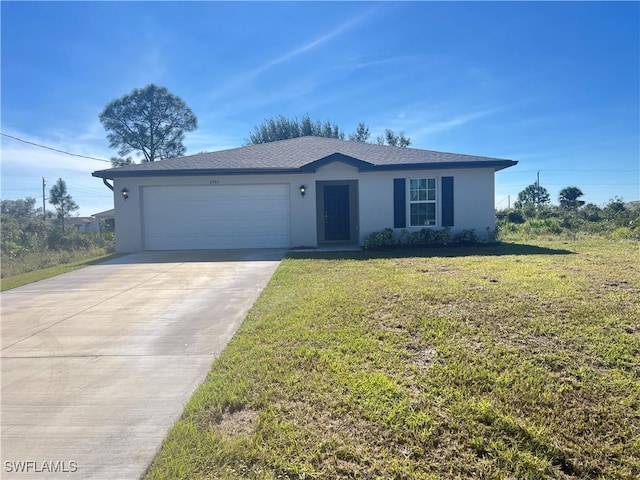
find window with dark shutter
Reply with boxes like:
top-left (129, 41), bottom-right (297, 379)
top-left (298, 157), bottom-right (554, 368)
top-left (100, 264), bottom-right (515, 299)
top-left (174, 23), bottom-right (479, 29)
top-left (409, 178), bottom-right (437, 226)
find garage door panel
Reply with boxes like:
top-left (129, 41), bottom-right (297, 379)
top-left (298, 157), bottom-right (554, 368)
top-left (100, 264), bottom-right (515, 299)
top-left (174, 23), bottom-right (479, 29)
top-left (143, 185), bottom-right (290, 250)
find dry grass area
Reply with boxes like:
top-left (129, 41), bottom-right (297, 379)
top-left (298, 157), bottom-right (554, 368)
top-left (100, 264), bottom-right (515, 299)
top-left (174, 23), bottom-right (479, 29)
top-left (145, 238), bottom-right (639, 479)
top-left (0, 250), bottom-right (119, 291)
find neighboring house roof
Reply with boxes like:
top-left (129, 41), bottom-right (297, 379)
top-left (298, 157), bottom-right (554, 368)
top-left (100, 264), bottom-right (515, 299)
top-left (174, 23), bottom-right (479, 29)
top-left (67, 217), bottom-right (96, 225)
top-left (92, 208), bottom-right (115, 218)
top-left (92, 136), bottom-right (517, 179)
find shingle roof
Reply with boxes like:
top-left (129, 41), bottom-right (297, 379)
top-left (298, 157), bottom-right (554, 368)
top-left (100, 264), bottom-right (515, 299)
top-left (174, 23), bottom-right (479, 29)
top-left (92, 136), bottom-right (517, 179)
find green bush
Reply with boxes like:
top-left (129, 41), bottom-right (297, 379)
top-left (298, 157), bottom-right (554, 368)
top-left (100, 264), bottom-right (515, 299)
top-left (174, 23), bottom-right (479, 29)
top-left (434, 227), bottom-right (452, 243)
top-left (363, 228), bottom-right (396, 250)
top-left (609, 227), bottom-right (639, 240)
top-left (579, 204), bottom-right (603, 222)
top-left (507, 210), bottom-right (525, 224)
top-left (453, 229), bottom-right (478, 243)
top-left (43, 228), bottom-right (115, 252)
top-left (402, 228), bottom-right (442, 245)
top-left (363, 227), bottom-right (459, 250)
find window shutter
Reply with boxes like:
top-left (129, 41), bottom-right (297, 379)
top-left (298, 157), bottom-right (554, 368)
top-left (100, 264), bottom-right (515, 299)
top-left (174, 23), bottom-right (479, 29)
top-left (393, 178), bottom-right (406, 228)
top-left (442, 176), bottom-right (454, 227)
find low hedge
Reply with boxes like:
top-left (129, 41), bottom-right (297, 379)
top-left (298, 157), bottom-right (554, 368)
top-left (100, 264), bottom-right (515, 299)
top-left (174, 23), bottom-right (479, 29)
top-left (363, 227), bottom-right (493, 250)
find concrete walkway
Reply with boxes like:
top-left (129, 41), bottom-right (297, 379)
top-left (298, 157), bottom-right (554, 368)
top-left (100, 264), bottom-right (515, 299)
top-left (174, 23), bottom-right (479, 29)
top-left (1, 250), bottom-right (284, 479)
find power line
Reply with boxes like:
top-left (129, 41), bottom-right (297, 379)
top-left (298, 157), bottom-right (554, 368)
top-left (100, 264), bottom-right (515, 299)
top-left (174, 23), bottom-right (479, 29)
top-left (500, 183), bottom-right (639, 187)
top-left (500, 169), bottom-right (639, 174)
top-left (0, 132), bottom-right (110, 163)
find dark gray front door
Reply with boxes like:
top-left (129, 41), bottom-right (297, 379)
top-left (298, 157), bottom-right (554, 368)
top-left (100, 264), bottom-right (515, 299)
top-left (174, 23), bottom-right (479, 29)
top-left (323, 185), bottom-right (350, 241)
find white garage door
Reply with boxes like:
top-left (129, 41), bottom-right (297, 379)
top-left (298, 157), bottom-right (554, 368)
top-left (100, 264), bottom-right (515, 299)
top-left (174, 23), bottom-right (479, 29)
top-left (142, 184), bottom-right (290, 250)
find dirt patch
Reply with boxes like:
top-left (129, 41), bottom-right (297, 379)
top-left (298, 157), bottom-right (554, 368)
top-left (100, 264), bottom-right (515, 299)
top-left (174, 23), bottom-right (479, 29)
top-left (625, 324), bottom-right (640, 334)
top-left (215, 409), bottom-right (259, 437)
top-left (415, 346), bottom-right (437, 368)
top-left (601, 279), bottom-right (640, 293)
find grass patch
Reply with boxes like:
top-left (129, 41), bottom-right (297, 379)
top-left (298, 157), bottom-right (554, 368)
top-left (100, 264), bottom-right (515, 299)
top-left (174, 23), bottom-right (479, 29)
top-left (0, 250), bottom-right (122, 291)
top-left (145, 238), bottom-right (640, 479)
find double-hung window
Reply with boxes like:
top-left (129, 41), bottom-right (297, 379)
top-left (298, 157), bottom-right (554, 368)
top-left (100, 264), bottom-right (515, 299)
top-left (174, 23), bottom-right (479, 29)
top-left (409, 178), bottom-right (436, 226)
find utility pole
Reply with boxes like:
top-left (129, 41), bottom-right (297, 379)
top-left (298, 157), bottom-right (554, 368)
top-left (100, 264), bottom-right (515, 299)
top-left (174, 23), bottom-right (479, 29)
top-left (536, 171), bottom-right (540, 188)
top-left (42, 177), bottom-right (46, 220)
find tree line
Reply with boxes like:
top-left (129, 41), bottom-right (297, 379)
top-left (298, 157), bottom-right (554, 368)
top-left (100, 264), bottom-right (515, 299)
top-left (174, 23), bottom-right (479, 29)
top-left (497, 183), bottom-right (639, 239)
top-left (244, 115), bottom-right (410, 147)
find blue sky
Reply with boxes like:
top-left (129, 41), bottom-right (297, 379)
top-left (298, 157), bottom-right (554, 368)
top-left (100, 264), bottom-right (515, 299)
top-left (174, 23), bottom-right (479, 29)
top-left (2, 1), bottom-right (638, 217)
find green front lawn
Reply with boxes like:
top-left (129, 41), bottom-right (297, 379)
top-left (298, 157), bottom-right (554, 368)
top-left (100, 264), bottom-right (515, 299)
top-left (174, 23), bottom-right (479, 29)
top-left (145, 239), bottom-right (640, 479)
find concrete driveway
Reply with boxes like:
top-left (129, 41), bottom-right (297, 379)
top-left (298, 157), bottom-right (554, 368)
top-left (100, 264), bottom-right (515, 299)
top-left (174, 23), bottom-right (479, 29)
top-left (1, 249), bottom-right (284, 479)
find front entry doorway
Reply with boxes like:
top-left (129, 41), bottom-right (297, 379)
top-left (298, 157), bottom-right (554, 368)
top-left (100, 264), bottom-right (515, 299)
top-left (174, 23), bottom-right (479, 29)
top-left (324, 185), bottom-right (350, 241)
top-left (316, 181), bottom-right (358, 244)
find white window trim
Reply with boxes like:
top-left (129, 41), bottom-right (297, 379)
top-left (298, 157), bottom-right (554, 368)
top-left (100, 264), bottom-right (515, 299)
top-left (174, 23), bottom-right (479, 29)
top-left (409, 177), bottom-right (438, 227)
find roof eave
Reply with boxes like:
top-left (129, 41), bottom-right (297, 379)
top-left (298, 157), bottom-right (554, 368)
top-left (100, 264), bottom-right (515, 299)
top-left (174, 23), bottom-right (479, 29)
top-left (92, 167), bottom-right (303, 180)
top-left (92, 159), bottom-right (518, 179)
top-left (371, 160), bottom-right (518, 172)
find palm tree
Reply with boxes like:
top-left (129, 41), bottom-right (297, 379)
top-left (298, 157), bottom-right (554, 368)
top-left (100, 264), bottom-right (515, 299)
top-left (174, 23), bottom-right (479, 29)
top-left (559, 186), bottom-right (585, 210)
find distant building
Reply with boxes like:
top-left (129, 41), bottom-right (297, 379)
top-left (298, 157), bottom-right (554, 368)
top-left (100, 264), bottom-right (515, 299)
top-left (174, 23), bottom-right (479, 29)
top-left (67, 217), bottom-right (100, 233)
top-left (92, 209), bottom-right (115, 232)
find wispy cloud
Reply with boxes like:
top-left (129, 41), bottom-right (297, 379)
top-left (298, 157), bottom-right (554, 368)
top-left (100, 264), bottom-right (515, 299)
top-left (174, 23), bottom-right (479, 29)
top-left (210, 5), bottom-right (381, 100)
top-left (368, 105), bottom-right (504, 147)
top-left (344, 53), bottom-right (449, 72)
top-left (414, 108), bottom-right (503, 137)
top-left (256, 7), bottom-right (376, 72)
